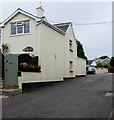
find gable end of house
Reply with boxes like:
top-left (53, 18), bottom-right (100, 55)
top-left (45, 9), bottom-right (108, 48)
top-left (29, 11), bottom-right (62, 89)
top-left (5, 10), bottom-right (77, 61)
top-left (2, 8), bottom-right (42, 26)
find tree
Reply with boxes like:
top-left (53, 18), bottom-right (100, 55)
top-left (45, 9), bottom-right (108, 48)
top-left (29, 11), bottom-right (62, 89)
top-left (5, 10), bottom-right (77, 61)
top-left (98, 56), bottom-right (109, 59)
top-left (110, 57), bottom-right (114, 67)
top-left (76, 40), bottom-right (87, 60)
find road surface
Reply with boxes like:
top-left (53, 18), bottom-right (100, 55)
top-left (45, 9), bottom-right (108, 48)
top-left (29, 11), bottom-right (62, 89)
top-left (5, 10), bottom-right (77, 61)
top-left (2, 73), bottom-right (112, 118)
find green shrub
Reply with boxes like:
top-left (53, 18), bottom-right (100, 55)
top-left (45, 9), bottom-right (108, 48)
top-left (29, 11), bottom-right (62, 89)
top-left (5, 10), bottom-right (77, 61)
top-left (110, 57), bottom-right (114, 67)
top-left (108, 66), bottom-right (114, 73)
top-left (103, 64), bottom-right (110, 68)
top-left (97, 63), bottom-right (110, 68)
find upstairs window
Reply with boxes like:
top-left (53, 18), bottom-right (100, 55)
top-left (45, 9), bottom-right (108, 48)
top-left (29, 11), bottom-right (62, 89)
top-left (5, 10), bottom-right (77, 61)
top-left (11, 20), bottom-right (29, 35)
top-left (11, 22), bottom-right (16, 35)
top-left (69, 39), bottom-right (73, 52)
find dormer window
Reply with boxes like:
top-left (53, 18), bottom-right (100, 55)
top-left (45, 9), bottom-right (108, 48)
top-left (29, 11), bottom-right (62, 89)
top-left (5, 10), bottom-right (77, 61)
top-left (11, 20), bottom-right (29, 35)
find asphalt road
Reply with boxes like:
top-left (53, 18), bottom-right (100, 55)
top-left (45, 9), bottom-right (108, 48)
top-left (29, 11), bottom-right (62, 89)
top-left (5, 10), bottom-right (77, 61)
top-left (2, 73), bottom-right (113, 119)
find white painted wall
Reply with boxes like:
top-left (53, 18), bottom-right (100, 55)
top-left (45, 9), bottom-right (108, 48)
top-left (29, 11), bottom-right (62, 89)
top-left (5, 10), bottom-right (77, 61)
top-left (76, 57), bottom-right (86, 75)
top-left (64, 24), bottom-right (77, 78)
top-left (40, 23), bottom-right (65, 81)
top-left (91, 61), bottom-right (97, 66)
top-left (18, 72), bottom-right (42, 89)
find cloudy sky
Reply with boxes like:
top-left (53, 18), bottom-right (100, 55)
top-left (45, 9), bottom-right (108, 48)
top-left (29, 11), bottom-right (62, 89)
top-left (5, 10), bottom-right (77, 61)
top-left (0, 0), bottom-right (112, 59)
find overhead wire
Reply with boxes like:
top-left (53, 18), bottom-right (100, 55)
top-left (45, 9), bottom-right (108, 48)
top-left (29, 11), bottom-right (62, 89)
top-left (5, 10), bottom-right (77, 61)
top-left (49, 20), bottom-right (113, 26)
top-left (49, 19), bottom-right (112, 53)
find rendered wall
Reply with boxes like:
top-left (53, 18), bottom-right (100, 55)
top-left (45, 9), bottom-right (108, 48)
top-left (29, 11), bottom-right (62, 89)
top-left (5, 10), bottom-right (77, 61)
top-left (63, 24), bottom-right (77, 78)
top-left (40, 23), bottom-right (65, 81)
top-left (76, 57), bottom-right (86, 75)
top-left (18, 72), bottom-right (42, 89)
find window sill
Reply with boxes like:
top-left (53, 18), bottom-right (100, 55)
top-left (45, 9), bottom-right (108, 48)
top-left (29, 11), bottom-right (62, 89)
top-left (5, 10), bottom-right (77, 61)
top-left (10, 33), bottom-right (30, 37)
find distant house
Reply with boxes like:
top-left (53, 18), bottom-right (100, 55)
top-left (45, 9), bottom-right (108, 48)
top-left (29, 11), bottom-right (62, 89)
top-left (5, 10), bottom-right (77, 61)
top-left (0, 7), bottom-right (86, 89)
top-left (95, 58), bottom-right (110, 65)
top-left (87, 60), bottom-right (97, 67)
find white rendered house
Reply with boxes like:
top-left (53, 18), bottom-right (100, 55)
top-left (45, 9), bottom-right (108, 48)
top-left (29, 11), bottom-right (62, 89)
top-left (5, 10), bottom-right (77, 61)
top-left (0, 7), bottom-right (86, 89)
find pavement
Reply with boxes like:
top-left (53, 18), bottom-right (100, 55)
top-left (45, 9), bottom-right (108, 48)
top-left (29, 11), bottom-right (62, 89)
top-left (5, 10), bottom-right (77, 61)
top-left (1, 88), bottom-right (21, 95)
top-left (0, 78), bottom-right (22, 98)
top-left (2, 73), bottom-right (112, 118)
top-left (0, 79), bottom-right (8, 99)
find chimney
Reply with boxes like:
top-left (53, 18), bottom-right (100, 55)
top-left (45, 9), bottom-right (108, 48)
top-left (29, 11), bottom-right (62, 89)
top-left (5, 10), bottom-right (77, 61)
top-left (36, 7), bottom-right (44, 17)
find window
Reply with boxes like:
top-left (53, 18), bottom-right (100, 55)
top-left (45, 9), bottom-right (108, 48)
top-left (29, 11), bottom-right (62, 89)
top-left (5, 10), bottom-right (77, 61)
top-left (16, 22), bottom-right (23, 34)
top-left (69, 39), bottom-right (73, 52)
top-left (11, 22), bottom-right (16, 35)
top-left (24, 21), bottom-right (29, 33)
top-left (11, 20), bottom-right (29, 35)
top-left (69, 61), bottom-right (73, 73)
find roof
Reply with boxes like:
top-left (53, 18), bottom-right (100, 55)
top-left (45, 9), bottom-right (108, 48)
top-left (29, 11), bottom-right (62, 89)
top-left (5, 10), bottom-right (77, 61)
top-left (53, 22), bottom-right (71, 33)
top-left (36, 21), bottom-right (65, 35)
top-left (87, 60), bottom-right (97, 66)
top-left (96, 58), bottom-right (111, 64)
top-left (36, 7), bottom-right (44, 11)
top-left (2, 8), bottom-right (43, 25)
top-left (1, 8), bottom-right (72, 36)
top-left (87, 60), bottom-right (94, 65)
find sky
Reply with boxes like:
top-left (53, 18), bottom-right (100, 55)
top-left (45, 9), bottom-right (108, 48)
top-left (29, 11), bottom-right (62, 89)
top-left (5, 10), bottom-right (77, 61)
top-left (0, 0), bottom-right (112, 59)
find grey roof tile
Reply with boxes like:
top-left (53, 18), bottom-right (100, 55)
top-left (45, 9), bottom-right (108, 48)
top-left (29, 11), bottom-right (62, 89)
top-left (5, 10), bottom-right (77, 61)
top-left (53, 22), bottom-right (71, 33)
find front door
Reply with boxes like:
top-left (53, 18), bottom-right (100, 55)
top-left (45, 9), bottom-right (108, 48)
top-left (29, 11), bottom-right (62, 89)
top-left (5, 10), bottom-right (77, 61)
top-left (4, 54), bottom-right (18, 87)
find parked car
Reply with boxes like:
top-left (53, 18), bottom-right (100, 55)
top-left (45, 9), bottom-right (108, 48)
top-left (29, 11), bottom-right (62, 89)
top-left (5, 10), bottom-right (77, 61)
top-left (86, 66), bottom-right (96, 74)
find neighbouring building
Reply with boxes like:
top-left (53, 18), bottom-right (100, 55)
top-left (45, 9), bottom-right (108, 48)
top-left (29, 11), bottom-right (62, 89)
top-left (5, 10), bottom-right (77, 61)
top-left (95, 58), bottom-right (111, 65)
top-left (86, 60), bottom-right (97, 67)
top-left (0, 7), bottom-right (86, 90)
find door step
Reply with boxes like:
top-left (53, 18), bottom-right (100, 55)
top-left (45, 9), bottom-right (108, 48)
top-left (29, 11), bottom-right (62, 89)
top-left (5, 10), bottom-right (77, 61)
top-left (3, 85), bottom-right (19, 89)
top-left (0, 89), bottom-right (22, 96)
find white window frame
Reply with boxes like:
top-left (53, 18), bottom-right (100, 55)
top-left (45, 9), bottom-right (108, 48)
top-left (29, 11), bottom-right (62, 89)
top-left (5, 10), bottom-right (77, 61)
top-left (10, 20), bottom-right (30, 36)
top-left (16, 22), bottom-right (24, 34)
